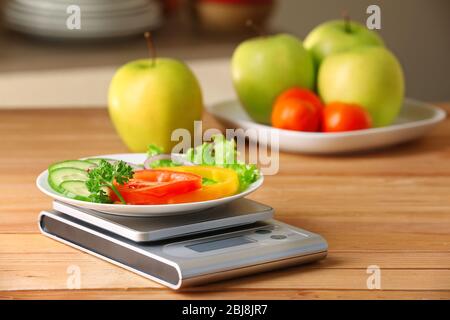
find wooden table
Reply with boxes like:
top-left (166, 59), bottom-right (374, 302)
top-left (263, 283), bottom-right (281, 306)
top-left (1, 105), bottom-right (450, 300)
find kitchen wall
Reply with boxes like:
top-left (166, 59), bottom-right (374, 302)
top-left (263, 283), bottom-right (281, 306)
top-left (0, 0), bottom-right (448, 107)
top-left (272, 0), bottom-right (450, 101)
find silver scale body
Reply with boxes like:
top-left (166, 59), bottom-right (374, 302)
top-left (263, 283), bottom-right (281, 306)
top-left (39, 199), bottom-right (328, 289)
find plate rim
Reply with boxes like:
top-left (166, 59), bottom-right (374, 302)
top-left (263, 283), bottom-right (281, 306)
top-left (206, 98), bottom-right (447, 139)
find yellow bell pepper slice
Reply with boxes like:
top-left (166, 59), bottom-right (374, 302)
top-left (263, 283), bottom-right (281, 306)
top-left (156, 166), bottom-right (239, 203)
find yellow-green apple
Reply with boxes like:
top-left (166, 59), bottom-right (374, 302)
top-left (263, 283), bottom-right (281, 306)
top-left (108, 58), bottom-right (203, 153)
top-left (304, 20), bottom-right (384, 66)
top-left (232, 34), bottom-right (315, 124)
top-left (318, 46), bottom-right (405, 127)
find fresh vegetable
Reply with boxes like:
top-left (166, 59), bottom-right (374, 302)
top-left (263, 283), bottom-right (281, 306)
top-left (85, 160), bottom-right (134, 204)
top-left (147, 144), bottom-right (163, 157)
top-left (322, 102), bottom-right (372, 132)
top-left (275, 88), bottom-right (324, 115)
top-left (144, 144), bottom-right (194, 169)
top-left (143, 136), bottom-right (260, 192)
top-left (60, 180), bottom-right (91, 201)
top-left (49, 160), bottom-right (96, 172)
top-left (145, 157), bottom-right (179, 169)
top-left (271, 97), bottom-right (320, 132)
top-left (201, 177), bottom-right (217, 186)
top-left (185, 135), bottom-right (260, 192)
top-left (87, 158), bottom-right (143, 170)
top-left (48, 168), bottom-right (89, 193)
top-left (159, 166), bottom-right (239, 203)
top-left (271, 88), bottom-right (324, 132)
top-left (47, 135), bottom-right (260, 205)
top-left (269, 87), bottom-right (373, 133)
top-left (223, 163), bottom-right (259, 192)
top-left (112, 170), bottom-right (202, 205)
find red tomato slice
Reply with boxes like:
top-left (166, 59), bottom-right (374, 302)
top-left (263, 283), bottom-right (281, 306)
top-left (112, 170), bottom-right (202, 205)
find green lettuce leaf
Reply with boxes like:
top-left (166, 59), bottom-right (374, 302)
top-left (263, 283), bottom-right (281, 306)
top-left (185, 135), bottom-right (260, 192)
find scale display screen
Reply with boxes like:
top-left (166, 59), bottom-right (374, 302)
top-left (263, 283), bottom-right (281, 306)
top-left (186, 236), bottom-right (254, 253)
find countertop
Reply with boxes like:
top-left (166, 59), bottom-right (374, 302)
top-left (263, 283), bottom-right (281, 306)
top-left (1, 105), bottom-right (450, 299)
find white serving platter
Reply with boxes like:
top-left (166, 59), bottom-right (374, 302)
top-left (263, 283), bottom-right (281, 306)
top-left (207, 98), bottom-right (446, 154)
top-left (36, 153), bottom-right (264, 217)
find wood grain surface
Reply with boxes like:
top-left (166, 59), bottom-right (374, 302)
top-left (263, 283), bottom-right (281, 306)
top-left (0, 105), bottom-right (449, 300)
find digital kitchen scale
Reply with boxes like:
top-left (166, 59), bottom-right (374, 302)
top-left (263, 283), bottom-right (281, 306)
top-left (39, 199), bottom-right (328, 289)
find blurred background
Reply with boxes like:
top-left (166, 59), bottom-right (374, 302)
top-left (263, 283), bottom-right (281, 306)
top-left (0, 0), bottom-right (448, 108)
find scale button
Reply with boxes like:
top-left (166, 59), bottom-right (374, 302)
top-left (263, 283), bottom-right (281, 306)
top-left (270, 235), bottom-right (287, 240)
top-left (255, 229), bottom-right (272, 234)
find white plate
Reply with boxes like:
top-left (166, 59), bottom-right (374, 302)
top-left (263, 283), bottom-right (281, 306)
top-left (14, 0), bottom-right (152, 12)
top-left (5, 9), bottom-right (161, 30)
top-left (4, 0), bottom-right (162, 40)
top-left (36, 153), bottom-right (264, 217)
top-left (207, 98), bottom-right (446, 154)
top-left (8, 1), bottom-right (158, 18)
top-left (4, 17), bottom-right (162, 40)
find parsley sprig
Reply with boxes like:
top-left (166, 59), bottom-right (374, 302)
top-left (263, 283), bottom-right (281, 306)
top-left (86, 160), bottom-right (134, 204)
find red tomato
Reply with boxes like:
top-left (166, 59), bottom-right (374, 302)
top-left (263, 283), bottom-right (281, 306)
top-left (275, 88), bottom-right (324, 115)
top-left (112, 170), bottom-right (202, 205)
top-left (322, 102), bottom-right (372, 132)
top-left (272, 88), bottom-right (324, 131)
top-left (271, 98), bottom-right (320, 132)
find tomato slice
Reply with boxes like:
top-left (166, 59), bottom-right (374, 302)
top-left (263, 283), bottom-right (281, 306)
top-left (112, 170), bottom-right (202, 205)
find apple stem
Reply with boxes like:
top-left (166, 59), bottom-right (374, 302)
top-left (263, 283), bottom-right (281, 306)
top-left (342, 10), bottom-right (351, 33)
top-left (144, 31), bottom-right (157, 67)
top-left (246, 19), bottom-right (265, 37)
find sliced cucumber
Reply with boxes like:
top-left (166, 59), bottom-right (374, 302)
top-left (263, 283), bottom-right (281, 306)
top-left (49, 160), bottom-right (96, 172)
top-left (48, 168), bottom-right (89, 193)
top-left (60, 180), bottom-right (91, 201)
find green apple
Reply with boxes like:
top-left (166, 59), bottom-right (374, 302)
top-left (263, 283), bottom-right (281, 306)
top-left (232, 34), bottom-right (315, 124)
top-left (318, 46), bottom-right (405, 127)
top-left (108, 58), bottom-right (203, 153)
top-left (304, 20), bottom-right (384, 66)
